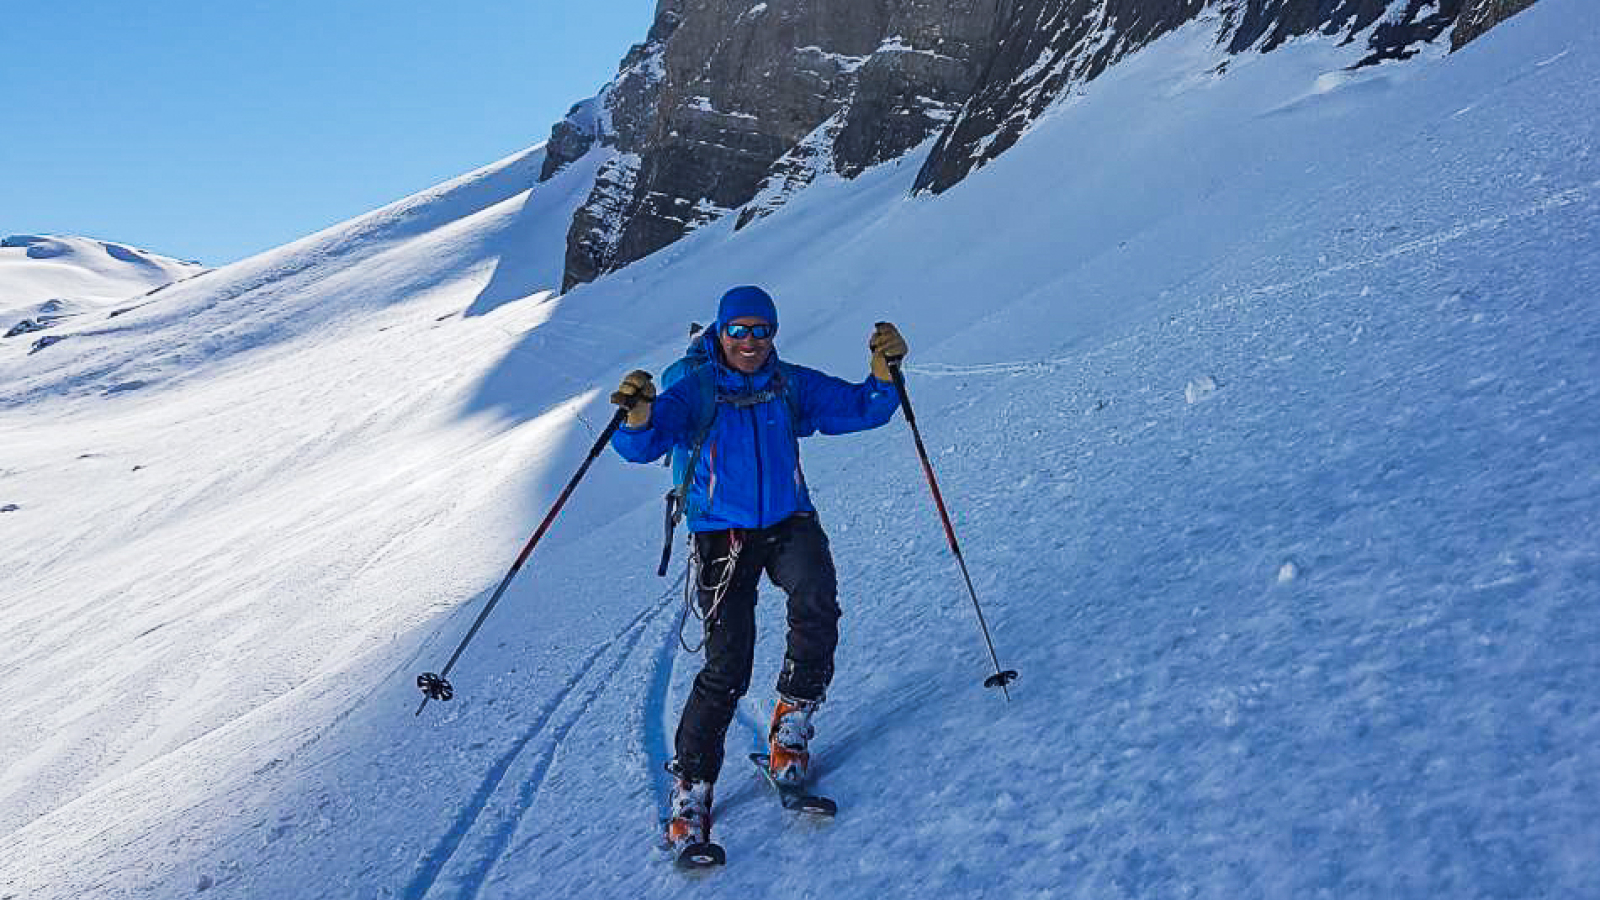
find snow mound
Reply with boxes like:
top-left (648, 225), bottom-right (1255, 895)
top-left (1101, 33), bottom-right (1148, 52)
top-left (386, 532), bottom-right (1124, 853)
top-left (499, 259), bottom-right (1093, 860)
top-left (2, 235), bottom-right (72, 259)
top-left (0, 234), bottom-right (206, 328)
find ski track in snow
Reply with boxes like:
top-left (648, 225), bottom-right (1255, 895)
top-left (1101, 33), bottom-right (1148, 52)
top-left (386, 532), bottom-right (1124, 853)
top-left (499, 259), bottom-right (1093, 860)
top-left (404, 590), bottom-right (678, 900)
top-left (640, 594), bottom-right (688, 828)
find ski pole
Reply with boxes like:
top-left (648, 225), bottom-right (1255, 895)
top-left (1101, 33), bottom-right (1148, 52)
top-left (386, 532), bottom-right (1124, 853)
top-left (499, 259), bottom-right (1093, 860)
top-left (415, 404), bottom-right (633, 716)
top-left (882, 343), bottom-right (1018, 700)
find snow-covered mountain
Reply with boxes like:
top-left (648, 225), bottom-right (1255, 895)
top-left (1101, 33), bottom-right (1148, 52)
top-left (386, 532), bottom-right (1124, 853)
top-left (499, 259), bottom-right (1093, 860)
top-left (0, 235), bottom-right (204, 348)
top-left (2, 0), bottom-right (1597, 897)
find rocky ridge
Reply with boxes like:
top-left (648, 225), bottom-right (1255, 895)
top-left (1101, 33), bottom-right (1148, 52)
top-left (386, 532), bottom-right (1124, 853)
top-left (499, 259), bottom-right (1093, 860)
top-left (542, 0), bottom-right (1543, 291)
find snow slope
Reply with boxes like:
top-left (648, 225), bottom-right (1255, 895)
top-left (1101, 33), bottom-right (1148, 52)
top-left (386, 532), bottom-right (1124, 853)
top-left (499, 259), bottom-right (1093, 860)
top-left (2, 2), bottom-right (1598, 897)
top-left (0, 234), bottom-right (204, 341)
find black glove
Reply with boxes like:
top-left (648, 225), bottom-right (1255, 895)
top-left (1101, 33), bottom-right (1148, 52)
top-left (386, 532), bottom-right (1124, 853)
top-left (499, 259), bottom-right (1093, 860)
top-left (869, 322), bottom-right (907, 382)
top-left (610, 370), bottom-right (655, 427)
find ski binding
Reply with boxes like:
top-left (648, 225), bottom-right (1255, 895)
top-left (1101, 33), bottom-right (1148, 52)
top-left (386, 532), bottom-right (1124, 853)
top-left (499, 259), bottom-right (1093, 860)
top-left (749, 753), bottom-right (838, 816)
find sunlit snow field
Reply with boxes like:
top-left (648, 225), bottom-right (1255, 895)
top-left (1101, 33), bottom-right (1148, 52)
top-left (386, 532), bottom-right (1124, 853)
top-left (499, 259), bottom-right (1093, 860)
top-left (2, 3), bottom-right (1597, 897)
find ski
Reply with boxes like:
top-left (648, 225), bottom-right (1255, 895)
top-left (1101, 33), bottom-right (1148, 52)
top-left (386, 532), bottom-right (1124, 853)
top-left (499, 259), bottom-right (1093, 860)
top-left (749, 752), bottom-right (838, 816)
top-left (659, 820), bottom-right (726, 870)
top-left (673, 840), bottom-right (727, 870)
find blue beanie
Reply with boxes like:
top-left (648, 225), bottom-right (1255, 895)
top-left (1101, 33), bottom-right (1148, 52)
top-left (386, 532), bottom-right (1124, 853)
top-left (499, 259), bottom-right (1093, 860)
top-left (717, 285), bottom-right (778, 333)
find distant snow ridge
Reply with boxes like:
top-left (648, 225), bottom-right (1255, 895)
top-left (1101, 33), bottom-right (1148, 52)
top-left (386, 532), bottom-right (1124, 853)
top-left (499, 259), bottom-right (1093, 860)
top-left (1, 234), bottom-right (197, 270)
top-left (0, 234), bottom-right (206, 344)
top-left (4, 235), bottom-right (72, 260)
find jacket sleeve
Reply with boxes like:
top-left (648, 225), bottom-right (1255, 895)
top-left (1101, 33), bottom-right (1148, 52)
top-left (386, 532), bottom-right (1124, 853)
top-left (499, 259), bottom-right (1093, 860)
top-left (793, 365), bottom-right (901, 436)
top-left (610, 376), bottom-right (695, 463)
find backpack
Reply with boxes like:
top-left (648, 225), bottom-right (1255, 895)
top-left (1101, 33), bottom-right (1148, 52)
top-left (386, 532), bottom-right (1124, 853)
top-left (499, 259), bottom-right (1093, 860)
top-left (655, 324), bottom-right (804, 575)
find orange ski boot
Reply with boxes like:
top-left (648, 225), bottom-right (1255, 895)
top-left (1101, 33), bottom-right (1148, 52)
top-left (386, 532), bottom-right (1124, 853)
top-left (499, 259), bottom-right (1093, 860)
top-left (664, 772), bottom-right (723, 867)
top-left (766, 695), bottom-right (819, 788)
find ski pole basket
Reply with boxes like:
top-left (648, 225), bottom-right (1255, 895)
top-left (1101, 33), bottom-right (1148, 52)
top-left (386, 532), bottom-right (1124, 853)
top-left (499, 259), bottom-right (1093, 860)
top-left (416, 672), bottom-right (453, 702)
top-left (413, 405), bottom-right (632, 716)
top-left (883, 341), bottom-right (1019, 700)
top-left (983, 669), bottom-right (1019, 691)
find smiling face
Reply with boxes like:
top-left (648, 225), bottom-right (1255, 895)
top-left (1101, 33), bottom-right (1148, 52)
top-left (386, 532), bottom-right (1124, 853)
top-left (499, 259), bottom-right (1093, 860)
top-left (718, 316), bottom-right (774, 374)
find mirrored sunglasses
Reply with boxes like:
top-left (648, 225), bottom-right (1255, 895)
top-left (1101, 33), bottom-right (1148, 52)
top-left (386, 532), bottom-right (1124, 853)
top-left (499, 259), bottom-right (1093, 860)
top-left (723, 322), bottom-right (775, 340)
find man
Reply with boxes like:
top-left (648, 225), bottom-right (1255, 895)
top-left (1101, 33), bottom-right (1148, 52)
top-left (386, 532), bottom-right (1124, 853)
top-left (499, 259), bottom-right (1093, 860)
top-left (610, 285), bottom-right (907, 850)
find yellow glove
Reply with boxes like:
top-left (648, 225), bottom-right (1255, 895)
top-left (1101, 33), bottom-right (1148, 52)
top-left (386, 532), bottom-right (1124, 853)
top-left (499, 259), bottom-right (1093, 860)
top-left (869, 322), bottom-right (907, 382)
top-left (610, 370), bottom-right (656, 427)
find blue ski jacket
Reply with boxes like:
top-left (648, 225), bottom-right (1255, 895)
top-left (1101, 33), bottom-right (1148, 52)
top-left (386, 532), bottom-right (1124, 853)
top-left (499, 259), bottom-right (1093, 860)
top-left (612, 330), bottom-right (900, 532)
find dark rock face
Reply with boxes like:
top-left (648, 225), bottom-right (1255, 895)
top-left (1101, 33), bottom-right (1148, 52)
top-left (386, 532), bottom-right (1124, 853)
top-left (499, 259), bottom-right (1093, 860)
top-left (914, 0), bottom-right (1468, 195)
top-left (550, 0), bottom-right (1002, 290)
top-left (831, 1), bottom-right (1009, 176)
top-left (1223, 0), bottom-right (1461, 58)
top-left (915, 0), bottom-right (1207, 197)
top-left (1453, 0), bottom-right (1540, 48)
top-left (540, 4), bottom-right (687, 184)
top-left (547, 0), bottom-right (1540, 290)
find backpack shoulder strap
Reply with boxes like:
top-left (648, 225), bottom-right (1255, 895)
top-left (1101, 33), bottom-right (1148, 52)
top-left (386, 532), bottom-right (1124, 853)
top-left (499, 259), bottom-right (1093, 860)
top-left (671, 362), bottom-right (720, 515)
top-left (773, 361), bottom-right (806, 438)
top-left (689, 361), bottom-right (717, 441)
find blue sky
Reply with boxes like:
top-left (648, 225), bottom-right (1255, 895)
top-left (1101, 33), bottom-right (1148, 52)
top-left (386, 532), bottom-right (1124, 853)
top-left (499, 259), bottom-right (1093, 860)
top-left (0, 1), bottom-right (659, 266)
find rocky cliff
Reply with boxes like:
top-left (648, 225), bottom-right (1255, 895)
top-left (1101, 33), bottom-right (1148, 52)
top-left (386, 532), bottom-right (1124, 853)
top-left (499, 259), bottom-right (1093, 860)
top-left (544, 0), bottom-right (1006, 290)
top-left (542, 0), bottom-right (1542, 291)
top-left (916, 0), bottom-right (1470, 194)
top-left (1454, 0), bottom-right (1540, 48)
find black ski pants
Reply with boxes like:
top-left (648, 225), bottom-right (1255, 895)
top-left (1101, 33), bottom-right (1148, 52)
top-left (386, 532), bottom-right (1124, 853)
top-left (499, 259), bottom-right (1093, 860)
top-left (674, 512), bottom-right (840, 784)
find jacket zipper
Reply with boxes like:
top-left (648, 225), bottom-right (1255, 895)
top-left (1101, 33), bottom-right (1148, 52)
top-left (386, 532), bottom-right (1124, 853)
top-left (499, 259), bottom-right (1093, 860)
top-left (736, 371), bottom-right (761, 525)
top-left (744, 373), bottom-right (765, 526)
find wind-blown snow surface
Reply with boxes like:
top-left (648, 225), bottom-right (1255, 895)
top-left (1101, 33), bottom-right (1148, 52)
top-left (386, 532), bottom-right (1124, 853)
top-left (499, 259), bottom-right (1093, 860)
top-left (3, 2), bottom-right (1598, 897)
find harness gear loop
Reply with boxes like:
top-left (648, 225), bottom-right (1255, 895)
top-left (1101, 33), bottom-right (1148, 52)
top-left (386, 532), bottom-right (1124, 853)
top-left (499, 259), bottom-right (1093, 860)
top-left (678, 529), bottom-right (744, 653)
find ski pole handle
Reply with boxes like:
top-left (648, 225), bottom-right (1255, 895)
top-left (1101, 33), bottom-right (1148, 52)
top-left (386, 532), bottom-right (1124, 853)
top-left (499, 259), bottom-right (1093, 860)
top-left (876, 323), bottom-right (914, 425)
top-left (610, 371), bottom-right (654, 411)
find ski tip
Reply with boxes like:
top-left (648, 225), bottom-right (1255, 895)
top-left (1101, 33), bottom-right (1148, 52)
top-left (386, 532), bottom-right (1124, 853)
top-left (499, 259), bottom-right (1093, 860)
top-left (674, 841), bottom-right (726, 870)
top-left (797, 795), bottom-right (838, 817)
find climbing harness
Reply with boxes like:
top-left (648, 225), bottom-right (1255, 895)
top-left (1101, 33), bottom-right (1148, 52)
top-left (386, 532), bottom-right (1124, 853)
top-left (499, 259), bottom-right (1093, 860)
top-left (678, 529), bottom-right (743, 653)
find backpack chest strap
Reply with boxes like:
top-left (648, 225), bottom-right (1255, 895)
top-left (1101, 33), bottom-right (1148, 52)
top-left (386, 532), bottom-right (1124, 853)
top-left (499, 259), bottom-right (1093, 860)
top-left (716, 387), bottom-right (779, 409)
